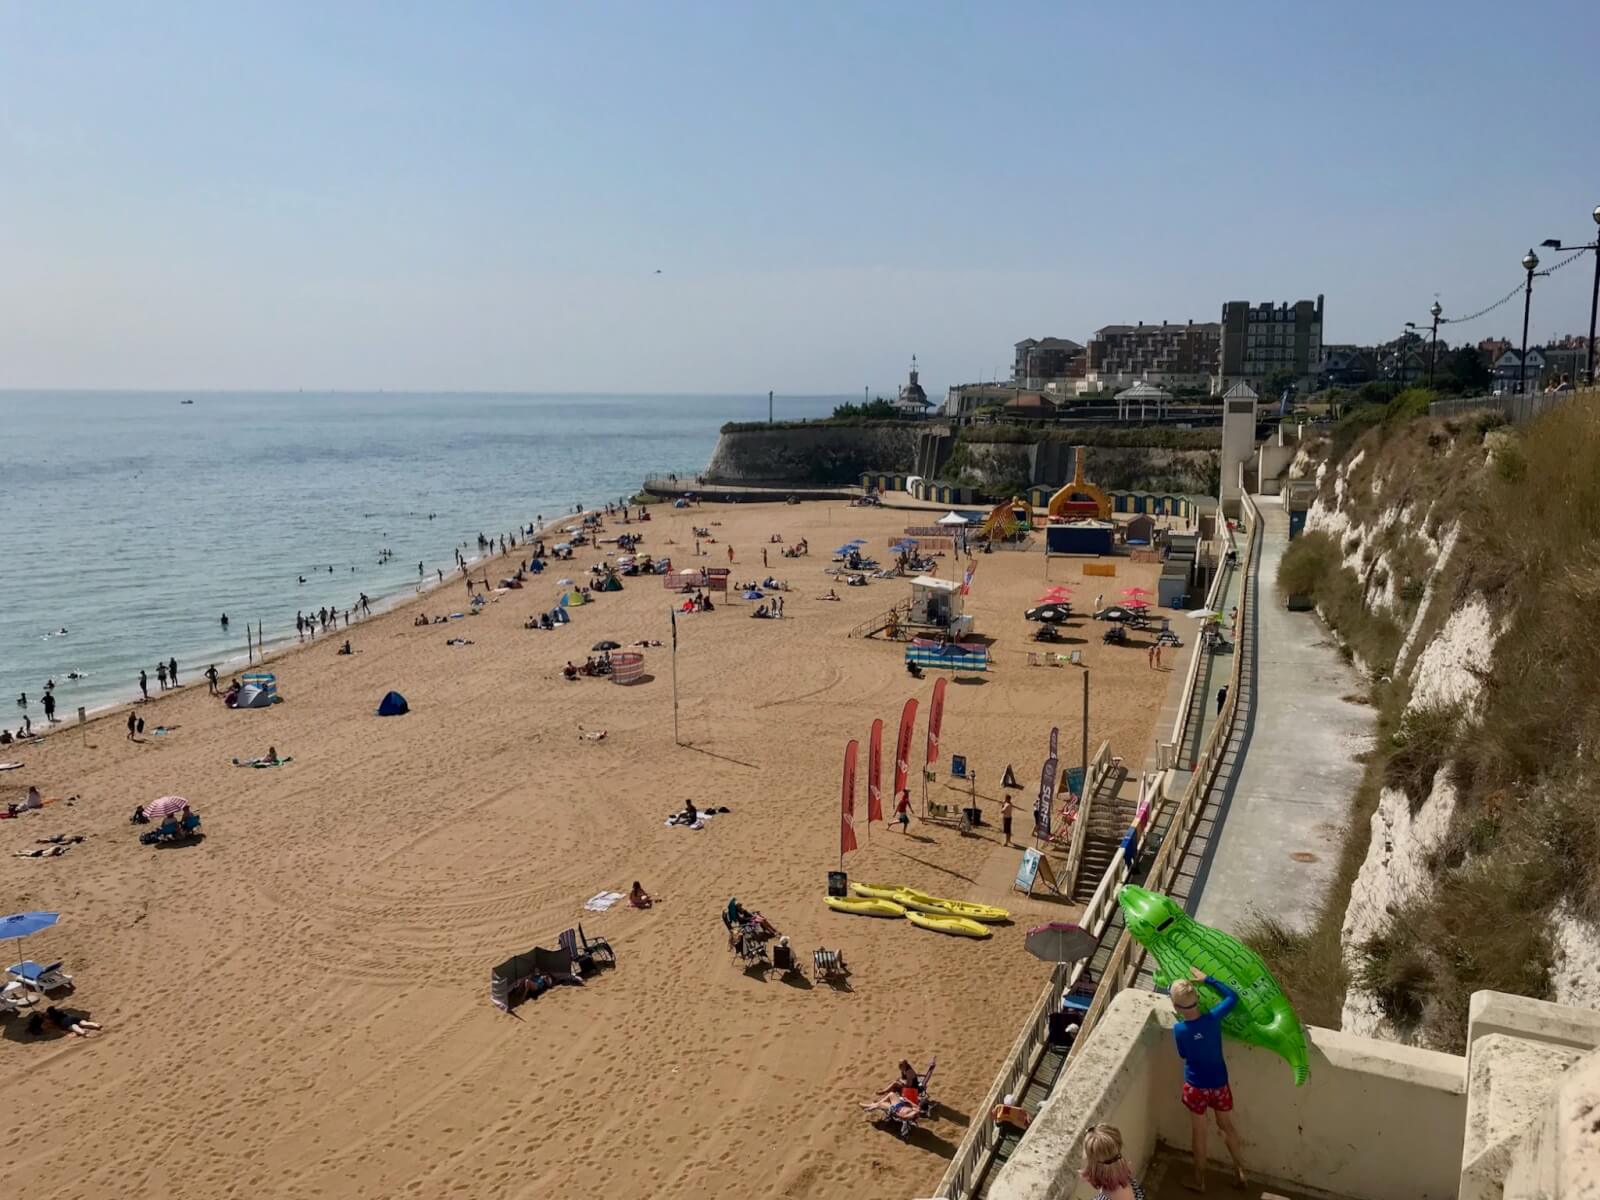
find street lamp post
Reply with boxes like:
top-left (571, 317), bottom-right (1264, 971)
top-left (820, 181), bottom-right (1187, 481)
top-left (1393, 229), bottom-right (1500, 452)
top-left (1539, 208), bottom-right (1600, 387)
top-left (1428, 300), bottom-right (1442, 387)
top-left (1519, 249), bottom-right (1539, 396)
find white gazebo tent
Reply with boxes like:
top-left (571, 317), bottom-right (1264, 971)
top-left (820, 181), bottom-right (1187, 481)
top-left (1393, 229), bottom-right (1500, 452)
top-left (1114, 381), bottom-right (1172, 423)
top-left (937, 511), bottom-right (969, 527)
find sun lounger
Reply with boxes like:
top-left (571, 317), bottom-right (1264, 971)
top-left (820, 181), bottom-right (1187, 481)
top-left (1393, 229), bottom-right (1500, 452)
top-left (7, 960), bottom-right (73, 993)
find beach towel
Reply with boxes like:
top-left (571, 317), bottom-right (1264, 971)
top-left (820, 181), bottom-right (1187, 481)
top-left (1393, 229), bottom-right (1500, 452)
top-left (584, 891), bottom-right (625, 912)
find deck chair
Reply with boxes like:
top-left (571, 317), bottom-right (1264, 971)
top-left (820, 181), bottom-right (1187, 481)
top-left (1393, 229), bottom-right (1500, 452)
top-left (577, 925), bottom-right (615, 965)
top-left (721, 911), bottom-right (768, 965)
top-left (771, 941), bottom-right (801, 977)
top-left (812, 948), bottom-right (849, 983)
top-left (557, 928), bottom-right (605, 975)
top-left (869, 1058), bottom-right (937, 1138)
top-left (7, 961), bottom-right (72, 993)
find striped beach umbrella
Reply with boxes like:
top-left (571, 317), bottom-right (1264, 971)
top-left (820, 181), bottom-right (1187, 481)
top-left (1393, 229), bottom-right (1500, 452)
top-left (143, 795), bottom-right (190, 821)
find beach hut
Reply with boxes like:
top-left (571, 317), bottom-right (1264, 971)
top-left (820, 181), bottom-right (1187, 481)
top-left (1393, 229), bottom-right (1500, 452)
top-left (1123, 513), bottom-right (1156, 545)
top-left (376, 691), bottom-right (409, 717)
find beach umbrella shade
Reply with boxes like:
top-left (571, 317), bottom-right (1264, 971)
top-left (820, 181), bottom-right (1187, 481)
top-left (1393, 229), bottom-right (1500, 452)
top-left (1122, 586), bottom-right (1152, 596)
top-left (1187, 609), bottom-right (1220, 620)
top-left (144, 795), bottom-right (190, 821)
top-left (1036, 589), bottom-right (1073, 602)
top-left (743, 589), bottom-right (764, 600)
top-left (591, 640), bottom-right (621, 652)
top-left (1095, 606), bottom-right (1135, 623)
top-left (1024, 606), bottom-right (1070, 624)
top-left (2, 910), bottom-right (60, 996)
top-left (1024, 922), bottom-right (1097, 964)
top-left (937, 512), bottom-right (968, 526)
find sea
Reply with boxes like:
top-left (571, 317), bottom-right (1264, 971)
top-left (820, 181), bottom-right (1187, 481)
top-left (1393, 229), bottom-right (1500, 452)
top-left (0, 391), bottom-right (840, 724)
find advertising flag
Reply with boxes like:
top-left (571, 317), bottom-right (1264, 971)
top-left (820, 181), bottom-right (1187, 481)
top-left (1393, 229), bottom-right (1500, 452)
top-left (1035, 755), bottom-right (1059, 840)
top-left (867, 719), bottom-right (884, 824)
top-left (893, 698), bottom-right (918, 798)
top-left (841, 739), bottom-right (859, 858)
top-left (1048, 725), bottom-right (1059, 760)
top-left (926, 677), bottom-right (947, 766)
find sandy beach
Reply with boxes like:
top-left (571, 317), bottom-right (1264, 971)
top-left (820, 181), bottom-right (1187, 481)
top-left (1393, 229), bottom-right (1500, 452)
top-left (3, 498), bottom-right (1175, 1200)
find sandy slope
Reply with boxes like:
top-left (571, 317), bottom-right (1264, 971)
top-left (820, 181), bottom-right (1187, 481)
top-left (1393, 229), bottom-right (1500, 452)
top-left (1, 498), bottom-right (1177, 1200)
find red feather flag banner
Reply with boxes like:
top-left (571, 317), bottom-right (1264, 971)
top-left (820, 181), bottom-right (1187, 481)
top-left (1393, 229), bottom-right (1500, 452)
top-left (840, 739), bottom-right (859, 866)
top-left (926, 676), bottom-right (947, 766)
top-left (893, 698), bottom-right (918, 799)
top-left (867, 719), bottom-right (884, 826)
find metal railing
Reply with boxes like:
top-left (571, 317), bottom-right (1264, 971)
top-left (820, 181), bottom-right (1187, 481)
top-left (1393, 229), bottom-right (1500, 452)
top-left (1427, 382), bottom-right (1597, 425)
top-left (932, 769), bottom-right (1164, 1200)
top-left (1061, 492), bottom-right (1261, 1066)
top-left (929, 499), bottom-right (1261, 1200)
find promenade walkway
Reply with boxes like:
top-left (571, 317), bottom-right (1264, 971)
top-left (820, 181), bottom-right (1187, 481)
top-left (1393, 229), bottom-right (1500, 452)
top-left (1188, 493), bottom-right (1371, 935)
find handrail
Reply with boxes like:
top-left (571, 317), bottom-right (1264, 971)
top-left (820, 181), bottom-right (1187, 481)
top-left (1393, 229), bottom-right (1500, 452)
top-left (932, 771), bottom-right (1164, 1200)
top-left (1169, 524), bottom-right (1235, 752)
top-left (1062, 496), bottom-right (1262, 1067)
top-left (931, 505), bottom-right (1262, 1200)
top-left (1061, 740), bottom-right (1112, 887)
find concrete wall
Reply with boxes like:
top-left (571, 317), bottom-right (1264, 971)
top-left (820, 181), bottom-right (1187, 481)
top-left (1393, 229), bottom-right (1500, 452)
top-left (988, 990), bottom-right (1467, 1200)
top-left (704, 423), bottom-right (923, 484)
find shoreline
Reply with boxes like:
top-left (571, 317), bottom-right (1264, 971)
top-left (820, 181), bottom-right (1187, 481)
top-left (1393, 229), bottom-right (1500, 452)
top-left (10, 509), bottom-right (606, 742)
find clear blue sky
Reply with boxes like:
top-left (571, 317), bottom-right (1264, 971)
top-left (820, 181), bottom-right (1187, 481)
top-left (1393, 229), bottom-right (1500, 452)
top-left (3, 1), bottom-right (1596, 395)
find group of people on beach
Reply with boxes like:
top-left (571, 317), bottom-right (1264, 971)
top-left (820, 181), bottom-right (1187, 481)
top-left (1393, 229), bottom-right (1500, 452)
top-left (136, 656), bottom-right (180, 701)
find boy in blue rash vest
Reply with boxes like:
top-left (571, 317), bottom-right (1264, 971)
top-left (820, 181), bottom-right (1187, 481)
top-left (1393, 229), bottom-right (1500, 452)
top-left (1170, 967), bottom-right (1248, 1192)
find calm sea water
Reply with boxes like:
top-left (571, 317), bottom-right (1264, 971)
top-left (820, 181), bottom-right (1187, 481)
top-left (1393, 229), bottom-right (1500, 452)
top-left (0, 391), bottom-right (838, 722)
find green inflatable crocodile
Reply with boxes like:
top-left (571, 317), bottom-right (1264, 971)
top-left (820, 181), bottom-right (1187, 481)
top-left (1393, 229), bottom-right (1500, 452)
top-left (1118, 885), bottom-right (1310, 1085)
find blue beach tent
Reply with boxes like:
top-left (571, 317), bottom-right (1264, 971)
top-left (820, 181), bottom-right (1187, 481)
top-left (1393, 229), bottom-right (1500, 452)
top-left (376, 691), bottom-right (409, 717)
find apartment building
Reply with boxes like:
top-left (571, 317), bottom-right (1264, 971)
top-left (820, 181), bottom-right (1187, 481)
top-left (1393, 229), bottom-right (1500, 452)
top-left (1219, 296), bottom-right (1325, 388)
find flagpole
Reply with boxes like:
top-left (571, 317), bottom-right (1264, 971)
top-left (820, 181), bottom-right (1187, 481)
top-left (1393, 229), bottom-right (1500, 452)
top-left (671, 608), bottom-right (681, 745)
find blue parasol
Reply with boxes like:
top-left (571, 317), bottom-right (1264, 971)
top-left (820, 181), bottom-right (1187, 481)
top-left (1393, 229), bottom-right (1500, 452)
top-left (743, 589), bottom-right (764, 600)
top-left (2, 911), bottom-right (60, 978)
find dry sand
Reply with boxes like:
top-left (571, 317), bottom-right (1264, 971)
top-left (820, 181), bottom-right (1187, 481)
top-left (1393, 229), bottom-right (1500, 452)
top-left (2, 499), bottom-right (1177, 1200)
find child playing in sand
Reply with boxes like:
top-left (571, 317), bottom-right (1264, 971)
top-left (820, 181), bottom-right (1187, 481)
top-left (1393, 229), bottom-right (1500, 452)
top-left (629, 881), bottom-right (656, 909)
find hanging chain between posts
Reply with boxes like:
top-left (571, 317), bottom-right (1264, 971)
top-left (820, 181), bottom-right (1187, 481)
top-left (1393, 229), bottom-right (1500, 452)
top-left (1440, 246), bottom-right (1592, 328)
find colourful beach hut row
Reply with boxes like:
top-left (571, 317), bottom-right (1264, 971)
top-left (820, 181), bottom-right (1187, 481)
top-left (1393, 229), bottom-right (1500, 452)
top-left (1023, 487), bottom-right (1197, 520)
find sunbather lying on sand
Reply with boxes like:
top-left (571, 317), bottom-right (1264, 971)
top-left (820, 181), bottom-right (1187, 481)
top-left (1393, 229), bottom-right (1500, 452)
top-left (578, 726), bottom-right (607, 742)
top-left (15, 845), bottom-right (69, 857)
top-left (29, 1006), bottom-right (101, 1038)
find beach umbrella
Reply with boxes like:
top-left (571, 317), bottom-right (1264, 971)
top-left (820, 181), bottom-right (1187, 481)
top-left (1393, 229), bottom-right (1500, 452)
top-left (1024, 922), bottom-right (1097, 964)
top-left (1121, 587), bottom-right (1152, 598)
top-left (591, 640), bottom-right (621, 652)
top-left (1036, 589), bottom-right (1072, 602)
top-left (2, 911), bottom-right (60, 970)
top-left (1024, 606), bottom-right (1070, 624)
top-left (144, 795), bottom-right (190, 821)
top-left (743, 589), bottom-right (764, 600)
top-left (1187, 609), bottom-right (1220, 620)
top-left (1095, 606), bottom-right (1135, 623)
top-left (937, 511), bottom-right (968, 526)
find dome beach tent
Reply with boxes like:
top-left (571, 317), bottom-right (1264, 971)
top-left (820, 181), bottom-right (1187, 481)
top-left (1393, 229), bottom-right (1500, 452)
top-left (376, 691), bottom-right (409, 717)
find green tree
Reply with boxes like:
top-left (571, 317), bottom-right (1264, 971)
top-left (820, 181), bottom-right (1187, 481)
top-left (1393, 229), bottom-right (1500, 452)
top-left (1436, 345), bottom-right (1491, 396)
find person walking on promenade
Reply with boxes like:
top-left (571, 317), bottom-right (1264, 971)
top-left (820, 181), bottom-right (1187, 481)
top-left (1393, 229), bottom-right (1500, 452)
top-left (138, 670), bottom-right (149, 701)
top-left (168, 656), bottom-right (178, 686)
top-left (1170, 967), bottom-right (1248, 1191)
top-left (1215, 685), bottom-right (1228, 715)
top-left (1000, 794), bottom-right (1015, 847)
top-left (156, 662), bottom-right (168, 691)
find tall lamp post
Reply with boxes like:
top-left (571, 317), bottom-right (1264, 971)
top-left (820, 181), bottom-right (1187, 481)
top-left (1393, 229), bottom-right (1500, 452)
top-left (1519, 249), bottom-right (1540, 396)
top-left (1427, 301), bottom-right (1442, 387)
top-left (1539, 206), bottom-right (1600, 385)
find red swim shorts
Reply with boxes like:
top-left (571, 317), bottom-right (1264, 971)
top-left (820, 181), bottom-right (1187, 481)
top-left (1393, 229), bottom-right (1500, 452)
top-left (1181, 1084), bottom-right (1233, 1114)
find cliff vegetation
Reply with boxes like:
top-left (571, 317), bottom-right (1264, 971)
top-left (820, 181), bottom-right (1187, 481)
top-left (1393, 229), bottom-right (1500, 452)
top-left (1247, 390), bottom-right (1600, 1049)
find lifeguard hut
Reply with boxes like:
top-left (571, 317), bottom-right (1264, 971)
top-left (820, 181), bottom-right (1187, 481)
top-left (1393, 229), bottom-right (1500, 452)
top-left (908, 575), bottom-right (971, 637)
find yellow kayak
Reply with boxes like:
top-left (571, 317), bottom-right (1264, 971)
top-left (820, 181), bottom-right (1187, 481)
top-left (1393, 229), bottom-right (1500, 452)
top-left (898, 889), bottom-right (1011, 924)
top-left (906, 910), bottom-right (992, 939)
top-left (826, 896), bottom-right (907, 919)
top-left (851, 882), bottom-right (1012, 923)
top-left (848, 881), bottom-right (904, 902)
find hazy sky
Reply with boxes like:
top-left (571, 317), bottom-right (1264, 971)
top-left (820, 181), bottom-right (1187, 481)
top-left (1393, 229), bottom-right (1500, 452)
top-left (4, 1), bottom-right (1597, 395)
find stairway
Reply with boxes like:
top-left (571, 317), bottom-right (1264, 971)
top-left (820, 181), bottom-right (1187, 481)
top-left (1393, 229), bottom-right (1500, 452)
top-left (849, 599), bottom-right (910, 639)
top-left (1070, 764), bottom-right (1134, 901)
